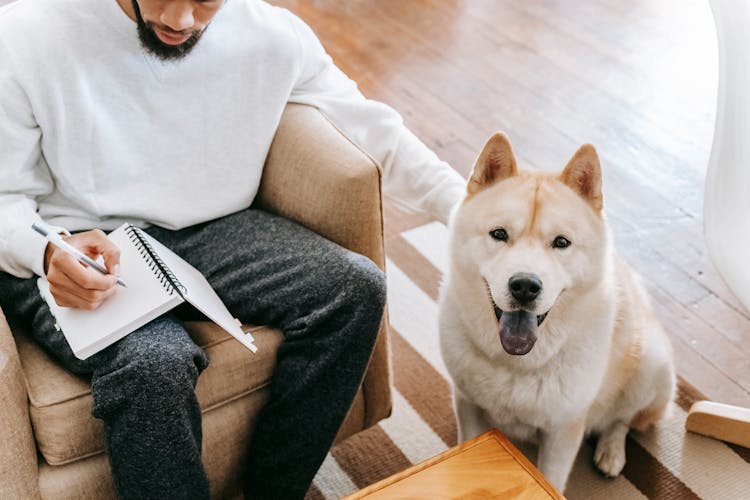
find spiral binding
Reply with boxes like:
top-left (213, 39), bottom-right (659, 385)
top-left (124, 225), bottom-right (187, 297)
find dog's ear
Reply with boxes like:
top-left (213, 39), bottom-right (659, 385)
top-left (467, 132), bottom-right (518, 196)
top-left (559, 144), bottom-right (603, 211)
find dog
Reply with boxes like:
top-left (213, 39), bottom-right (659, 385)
top-left (438, 132), bottom-right (675, 492)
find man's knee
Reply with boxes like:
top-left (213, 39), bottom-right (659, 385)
top-left (344, 253), bottom-right (386, 310)
top-left (131, 341), bottom-right (206, 390)
top-left (91, 319), bottom-right (207, 419)
top-left (324, 253), bottom-right (386, 353)
top-left (327, 253), bottom-right (386, 331)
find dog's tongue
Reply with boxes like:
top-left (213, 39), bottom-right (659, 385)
top-left (499, 310), bottom-right (538, 355)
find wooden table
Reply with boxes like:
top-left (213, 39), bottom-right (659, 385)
top-left (345, 429), bottom-right (564, 499)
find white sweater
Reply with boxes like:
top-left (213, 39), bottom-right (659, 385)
top-left (0, 0), bottom-right (466, 278)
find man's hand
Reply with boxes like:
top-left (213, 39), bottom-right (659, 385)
top-left (44, 230), bottom-right (122, 310)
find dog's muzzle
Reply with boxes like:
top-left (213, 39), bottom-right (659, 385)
top-left (484, 279), bottom-right (549, 355)
top-left (485, 279), bottom-right (549, 326)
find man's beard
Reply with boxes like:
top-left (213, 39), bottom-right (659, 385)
top-left (132, 0), bottom-right (205, 61)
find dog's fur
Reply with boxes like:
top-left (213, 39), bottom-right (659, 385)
top-left (438, 133), bottom-right (675, 492)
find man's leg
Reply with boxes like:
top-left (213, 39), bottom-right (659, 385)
top-left (0, 274), bottom-right (210, 500)
top-left (147, 208), bottom-right (386, 499)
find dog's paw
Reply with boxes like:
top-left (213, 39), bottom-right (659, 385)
top-left (594, 433), bottom-right (627, 477)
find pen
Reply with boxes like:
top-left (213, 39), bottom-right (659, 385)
top-left (32, 222), bottom-right (128, 288)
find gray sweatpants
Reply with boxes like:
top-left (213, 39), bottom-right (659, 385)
top-left (0, 208), bottom-right (386, 499)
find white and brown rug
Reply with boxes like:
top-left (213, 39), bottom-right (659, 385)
top-left (306, 221), bottom-right (750, 499)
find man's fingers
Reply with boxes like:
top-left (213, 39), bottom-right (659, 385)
top-left (51, 274), bottom-right (117, 302)
top-left (47, 262), bottom-right (118, 306)
top-left (79, 229), bottom-right (122, 275)
top-left (48, 279), bottom-right (117, 310)
top-left (44, 229), bottom-right (122, 310)
top-left (50, 251), bottom-right (117, 291)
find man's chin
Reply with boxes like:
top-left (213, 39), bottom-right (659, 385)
top-left (137, 24), bottom-right (201, 61)
top-left (131, 0), bottom-right (202, 61)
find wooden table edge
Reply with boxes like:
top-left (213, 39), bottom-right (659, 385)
top-left (343, 429), bottom-right (565, 499)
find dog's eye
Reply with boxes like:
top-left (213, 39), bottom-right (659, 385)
top-left (489, 228), bottom-right (508, 242)
top-left (552, 236), bottom-right (571, 249)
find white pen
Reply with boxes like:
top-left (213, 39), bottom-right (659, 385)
top-left (32, 222), bottom-right (127, 288)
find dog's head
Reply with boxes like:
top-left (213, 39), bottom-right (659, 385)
top-left (452, 133), bottom-right (610, 356)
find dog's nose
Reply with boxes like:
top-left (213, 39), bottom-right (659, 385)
top-left (508, 273), bottom-right (542, 304)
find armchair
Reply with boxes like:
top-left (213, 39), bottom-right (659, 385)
top-left (0, 104), bottom-right (392, 499)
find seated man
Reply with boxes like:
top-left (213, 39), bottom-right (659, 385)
top-left (0, 0), bottom-right (465, 498)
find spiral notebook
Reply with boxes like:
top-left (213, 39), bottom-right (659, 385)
top-left (37, 223), bottom-right (258, 359)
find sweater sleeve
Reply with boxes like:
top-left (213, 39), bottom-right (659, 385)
top-left (283, 11), bottom-right (466, 225)
top-left (0, 37), bottom-right (57, 278)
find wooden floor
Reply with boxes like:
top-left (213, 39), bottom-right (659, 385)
top-left (271, 0), bottom-right (750, 408)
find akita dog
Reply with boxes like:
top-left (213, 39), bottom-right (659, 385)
top-left (438, 133), bottom-right (675, 492)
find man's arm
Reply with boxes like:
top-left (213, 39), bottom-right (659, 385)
top-left (283, 11), bottom-right (466, 224)
top-left (0, 38), bottom-right (120, 309)
top-left (0, 36), bottom-right (54, 278)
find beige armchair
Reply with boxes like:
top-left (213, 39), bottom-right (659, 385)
top-left (0, 104), bottom-right (392, 499)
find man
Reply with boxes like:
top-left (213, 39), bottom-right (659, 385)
top-left (0, 0), bottom-right (465, 498)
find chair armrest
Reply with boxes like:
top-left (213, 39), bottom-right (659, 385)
top-left (257, 103), bottom-right (391, 427)
top-left (258, 104), bottom-right (385, 266)
top-left (0, 308), bottom-right (40, 499)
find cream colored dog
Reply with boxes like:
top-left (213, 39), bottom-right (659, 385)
top-left (438, 133), bottom-right (675, 492)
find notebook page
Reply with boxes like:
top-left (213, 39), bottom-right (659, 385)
top-left (140, 232), bottom-right (258, 353)
top-left (37, 224), bottom-right (183, 359)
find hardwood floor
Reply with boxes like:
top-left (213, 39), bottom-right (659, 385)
top-left (271, 0), bottom-right (750, 407)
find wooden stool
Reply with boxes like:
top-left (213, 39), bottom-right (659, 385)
top-left (686, 401), bottom-right (750, 448)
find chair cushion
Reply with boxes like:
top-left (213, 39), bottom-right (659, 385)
top-left (15, 321), bottom-right (283, 466)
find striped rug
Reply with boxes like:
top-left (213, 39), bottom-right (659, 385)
top-left (306, 221), bottom-right (750, 499)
